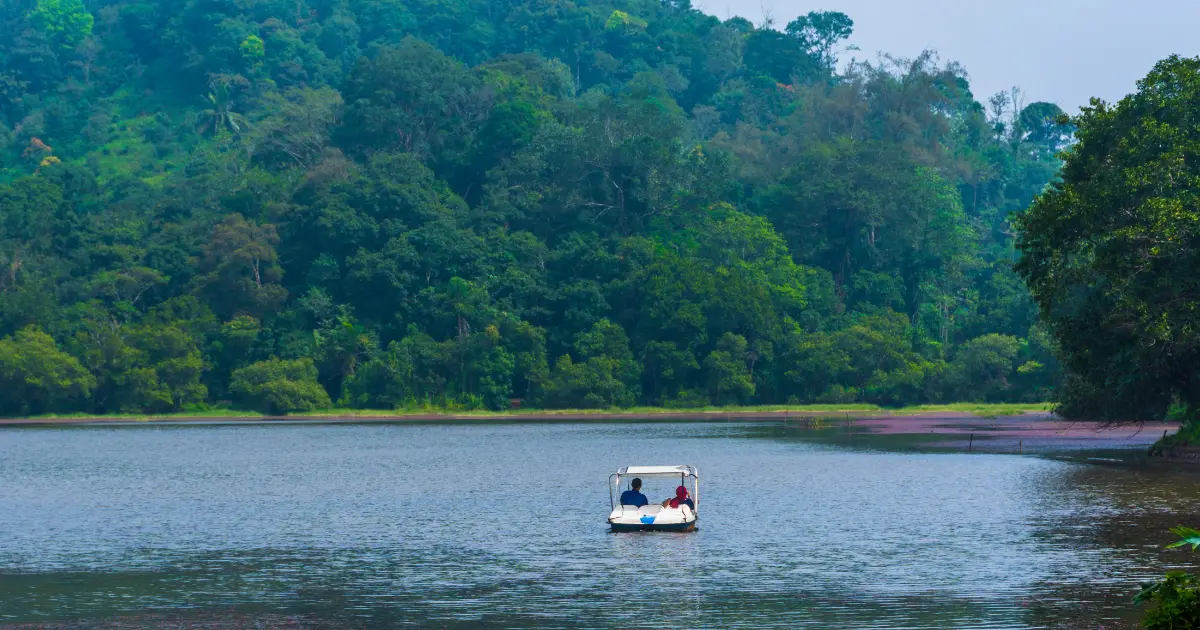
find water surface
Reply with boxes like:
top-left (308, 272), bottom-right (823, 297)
top-left (2, 421), bottom-right (1198, 628)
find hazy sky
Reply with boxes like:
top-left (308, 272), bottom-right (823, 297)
top-left (706, 0), bottom-right (1200, 113)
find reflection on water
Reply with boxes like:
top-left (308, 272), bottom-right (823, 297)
top-left (1, 422), bottom-right (1199, 629)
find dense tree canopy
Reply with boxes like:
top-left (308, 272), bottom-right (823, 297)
top-left (1016, 56), bottom-right (1200, 422)
top-left (0, 0), bottom-right (1065, 414)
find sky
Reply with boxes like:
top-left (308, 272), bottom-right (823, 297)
top-left (707, 0), bottom-right (1200, 113)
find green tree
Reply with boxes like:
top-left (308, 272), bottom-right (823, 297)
top-left (339, 37), bottom-right (488, 163)
top-left (541, 319), bottom-right (641, 408)
top-left (28, 0), bottom-right (93, 48)
top-left (0, 327), bottom-right (94, 416)
top-left (311, 311), bottom-right (377, 401)
top-left (208, 315), bottom-right (261, 396)
top-left (743, 30), bottom-right (814, 84)
top-left (948, 334), bottom-right (1019, 402)
top-left (339, 327), bottom-right (449, 408)
top-left (1136, 526), bottom-right (1200, 629)
top-left (230, 358), bottom-right (332, 414)
top-left (125, 323), bottom-right (208, 411)
top-left (704, 333), bottom-right (754, 405)
top-left (0, 0), bottom-right (1065, 414)
top-left (196, 81), bottom-right (249, 136)
top-left (195, 214), bottom-right (288, 319)
top-left (643, 340), bottom-right (698, 403)
top-left (240, 34), bottom-right (265, 68)
top-left (782, 311), bottom-right (937, 405)
top-left (784, 11), bottom-right (854, 72)
top-left (250, 87), bottom-right (343, 168)
top-left (1018, 101), bottom-right (1072, 155)
top-left (508, 320), bottom-right (549, 402)
top-left (1015, 55), bottom-right (1200, 422)
top-left (471, 329), bottom-right (515, 410)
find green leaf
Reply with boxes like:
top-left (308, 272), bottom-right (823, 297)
top-left (1166, 526), bottom-right (1200, 551)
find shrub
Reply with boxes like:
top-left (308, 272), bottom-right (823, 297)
top-left (229, 358), bottom-right (331, 414)
top-left (1137, 527), bottom-right (1200, 629)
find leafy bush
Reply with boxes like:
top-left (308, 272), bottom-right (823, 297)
top-left (539, 321), bottom-right (641, 409)
top-left (1138, 572), bottom-right (1200, 629)
top-left (816, 384), bottom-right (857, 404)
top-left (229, 358), bottom-right (331, 414)
top-left (0, 327), bottom-right (95, 416)
top-left (1137, 527), bottom-right (1200, 629)
top-left (662, 389), bottom-right (710, 409)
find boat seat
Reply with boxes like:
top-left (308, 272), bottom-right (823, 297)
top-left (637, 504), bottom-right (663, 516)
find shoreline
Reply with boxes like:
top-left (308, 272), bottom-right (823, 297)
top-left (0, 405), bottom-right (1054, 426)
top-left (0, 406), bottom-right (1183, 455)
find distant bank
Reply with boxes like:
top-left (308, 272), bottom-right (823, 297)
top-left (0, 403), bottom-right (1054, 426)
top-left (4, 404), bottom-right (1182, 454)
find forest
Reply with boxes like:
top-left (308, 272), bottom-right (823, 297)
top-left (0, 0), bottom-right (1073, 415)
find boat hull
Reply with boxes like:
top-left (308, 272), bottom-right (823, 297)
top-left (608, 504), bottom-right (696, 532)
top-left (610, 520), bottom-right (697, 533)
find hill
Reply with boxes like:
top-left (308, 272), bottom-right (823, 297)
top-left (0, 0), bottom-right (1068, 414)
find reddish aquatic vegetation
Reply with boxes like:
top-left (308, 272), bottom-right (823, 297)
top-left (851, 413), bottom-right (1177, 451)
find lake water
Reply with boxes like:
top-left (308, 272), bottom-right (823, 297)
top-left (2, 421), bottom-right (1199, 629)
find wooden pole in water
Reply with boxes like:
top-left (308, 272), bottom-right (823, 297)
top-left (1019, 440), bottom-right (1022, 454)
top-left (968, 433), bottom-right (974, 452)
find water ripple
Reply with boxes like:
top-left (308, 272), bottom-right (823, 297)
top-left (1, 422), bottom-right (1198, 628)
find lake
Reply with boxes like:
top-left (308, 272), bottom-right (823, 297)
top-left (2, 420), bottom-right (1199, 628)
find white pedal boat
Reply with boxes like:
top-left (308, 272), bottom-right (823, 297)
top-left (608, 465), bottom-right (699, 532)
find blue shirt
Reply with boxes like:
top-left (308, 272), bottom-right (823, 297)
top-left (619, 490), bottom-right (648, 507)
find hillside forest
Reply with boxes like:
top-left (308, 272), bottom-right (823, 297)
top-left (0, 0), bottom-right (1073, 415)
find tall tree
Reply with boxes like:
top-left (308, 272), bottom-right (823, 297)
top-left (195, 214), bottom-right (288, 320)
top-left (784, 11), bottom-right (854, 72)
top-left (1016, 55), bottom-right (1200, 421)
top-left (28, 0), bottom-right (93, 48)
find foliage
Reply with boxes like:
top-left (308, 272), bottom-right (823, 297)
top-left (196, 81), bottom-right (250, 136)
top-left (1138, 573), bottom-right (1200, 630)
top-left (605, 11), bottom-right (647, 33)
top-left (784, 11), bottom-right (854, 71)
top-left (194, 214), bottom-right (286, 318)
top-left (948, 334), bottom-right (1020, 401)
top-left (1136, 527), bottom-right (1200, 629)
top-left (28, 0), bottom-right (93, 48)
top-left (229, 358), bottom-right (331, 414)
top-left (240, 35), bottom-right (265, 68)
top-left (1166, 526), bottom-right (1200, 552)
top-left (541, 320), bottom-right (641, 408)
top-left (704, 333), bottom-right (754, 405)
top-left (0, 0), bottom-right (1069, 415)
top-left (1156, 422), bottom-right (1200, 455)
top-left (1016, 56), bottom-right (1200, 422)
top-left (0, 327), bottom-right (95, 416)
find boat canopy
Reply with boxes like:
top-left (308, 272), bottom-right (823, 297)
top-left (610, 465), bottom-right (699, 511)
top-left (618, 465), bottom-right (697, 476)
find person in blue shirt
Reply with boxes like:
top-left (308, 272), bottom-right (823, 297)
top-left (619, 478), bottom-right (648, 507)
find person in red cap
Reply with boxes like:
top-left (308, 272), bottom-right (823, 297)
top-left (661, 485), bottom-right (695, 511)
